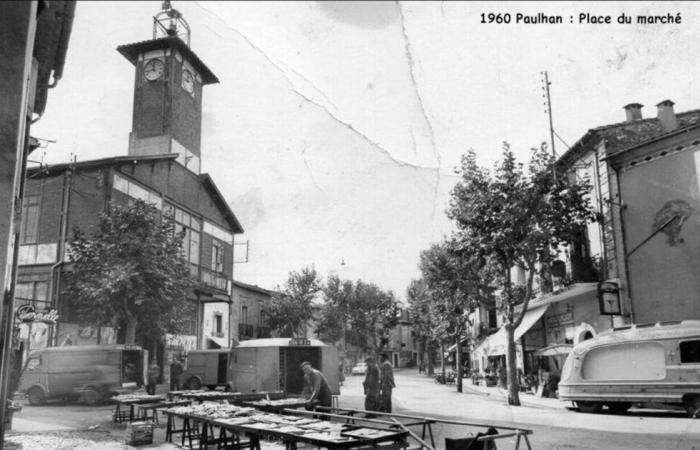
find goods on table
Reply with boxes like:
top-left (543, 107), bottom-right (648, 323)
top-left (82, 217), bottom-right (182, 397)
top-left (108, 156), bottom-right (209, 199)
top-left (113, 393), bottom-right (164, 403)
top-left (125, 421), bottom-right (153, 446)
top-left (166, 403), bottom-right (256, 419)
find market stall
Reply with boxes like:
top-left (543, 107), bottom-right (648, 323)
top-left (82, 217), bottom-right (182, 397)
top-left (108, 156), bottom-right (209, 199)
top-left (111, 393), bottom-right (165, 423)
top-left (162, 402), bottom-right (409, 450)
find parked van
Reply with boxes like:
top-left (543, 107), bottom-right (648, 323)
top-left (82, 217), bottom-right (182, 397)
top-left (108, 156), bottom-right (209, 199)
top-left (19, 345), bottom-right (145, 405)
top-left (229, 338), bottom-right (340, 396)
top-left (180, 349), bottom-right (232, 390)
top-left (559, 320), bottom-right (700, 416)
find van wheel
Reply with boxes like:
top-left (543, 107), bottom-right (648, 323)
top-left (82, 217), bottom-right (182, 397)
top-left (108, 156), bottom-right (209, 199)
top-left (186, 377), bottom-right (201, 390)
top-left (576, 401), bottom-right (602, 413)
top-left (82, 389), bottom-right (102, 406)
top-left (607, 402), bottom-right (631, 414)
top-left (27, 387), bottom-right (46, 406)
top-left (683, 395), bottom-right (700, 418)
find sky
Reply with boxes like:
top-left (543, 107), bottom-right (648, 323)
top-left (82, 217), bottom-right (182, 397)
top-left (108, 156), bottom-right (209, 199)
top-left (32, 1), bottom-right (700, 300)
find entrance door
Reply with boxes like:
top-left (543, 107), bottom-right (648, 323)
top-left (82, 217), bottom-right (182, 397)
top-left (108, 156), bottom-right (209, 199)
top-left (393, 352), bottom-right (399, 367)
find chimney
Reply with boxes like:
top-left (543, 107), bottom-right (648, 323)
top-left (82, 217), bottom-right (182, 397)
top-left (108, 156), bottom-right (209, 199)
top-left (656, 99), bottom-right (678, 132)
top-left (623, 103), bottom-right (643, 121)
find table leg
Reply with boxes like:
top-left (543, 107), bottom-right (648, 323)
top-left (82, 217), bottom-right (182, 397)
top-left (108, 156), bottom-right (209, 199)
top-left (165, 415), bottom-right (173, 442)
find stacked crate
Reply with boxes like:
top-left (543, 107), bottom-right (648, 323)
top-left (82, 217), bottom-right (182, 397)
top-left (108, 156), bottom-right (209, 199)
top-left (125, 421), bottom-right (153, 446)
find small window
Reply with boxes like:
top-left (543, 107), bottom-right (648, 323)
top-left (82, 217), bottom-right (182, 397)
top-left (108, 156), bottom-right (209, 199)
top-left (26, 358), bottom-right (40, 371)
top-left (582, 342), bottom-right (666, 380)
top-left (680, 340), bottom-right (700, 363)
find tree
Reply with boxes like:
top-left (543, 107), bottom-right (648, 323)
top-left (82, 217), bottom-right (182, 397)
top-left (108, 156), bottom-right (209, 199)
top-left (418, 238), bottom-right (494, 392)
top-left (267, 266), bottom-right (321, 337)
top-left (448, 143), bottom-right (596, 405)
top-left (317, 276), bottom-right (400, 356)
top-left (406, 278), bottom-right (436, 374)
top-left (65, 199), bottom-right (192, 346)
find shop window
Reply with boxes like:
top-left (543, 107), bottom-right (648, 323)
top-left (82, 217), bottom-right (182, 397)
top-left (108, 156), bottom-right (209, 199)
top-left (680, 340), bottom-right (700, 363)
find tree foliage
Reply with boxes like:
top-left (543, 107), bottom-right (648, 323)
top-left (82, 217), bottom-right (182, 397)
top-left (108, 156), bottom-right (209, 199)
top-left (416, 238), bottom-right (497, 390)
top-left (65, 199), bottom-right (192, 346)
top-left (448, 143), bottom-right (596, 405)
top-left (316, 275), bottom-right (400, 353)
top-left (266, 266), bottom-right (322, 337)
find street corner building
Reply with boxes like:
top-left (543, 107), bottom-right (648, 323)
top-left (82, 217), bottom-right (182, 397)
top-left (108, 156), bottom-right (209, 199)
top-left (467, 99), bottom-right (700, 382)
top-left (14, 4), bottom-right (246, 375)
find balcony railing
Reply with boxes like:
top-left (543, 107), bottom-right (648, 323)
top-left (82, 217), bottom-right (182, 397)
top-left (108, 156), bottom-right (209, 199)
top-left (201, 267), bottom-right (228, 291)
top-left (239, 323), bottom-right (255, 339)
top-left (256, 327), bottom-right (271, 339)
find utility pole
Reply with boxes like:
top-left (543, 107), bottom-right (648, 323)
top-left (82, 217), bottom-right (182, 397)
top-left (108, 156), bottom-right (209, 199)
top-left (541, 71), bottom-right (556, 161)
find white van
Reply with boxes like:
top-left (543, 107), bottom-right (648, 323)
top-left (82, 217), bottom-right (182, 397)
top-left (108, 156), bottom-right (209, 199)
top-left (559, 320), bottom-right (700, 416)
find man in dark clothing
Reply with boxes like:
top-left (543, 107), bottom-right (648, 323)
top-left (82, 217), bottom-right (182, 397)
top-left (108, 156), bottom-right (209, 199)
top-left (363, 357), bottom-right (381, 415)
top-left (300, 361), bottom-right (332, 410)
top-left (169, 357), bottom-right (183, 391)
top-left (379, 355), bottom-right (396, 413)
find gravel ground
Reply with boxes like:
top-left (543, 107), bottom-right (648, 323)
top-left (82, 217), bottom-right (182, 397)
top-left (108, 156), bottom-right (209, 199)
top-left (5, 430), bottom-right (127, 450)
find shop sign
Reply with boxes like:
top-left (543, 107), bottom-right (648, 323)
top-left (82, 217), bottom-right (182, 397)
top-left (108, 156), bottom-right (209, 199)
top-left (289, 338), bottom-right (311, 346)
top-left (15, 305), bottom-right (59, 324)
top-left (546, 311), bottom-right (573, 329)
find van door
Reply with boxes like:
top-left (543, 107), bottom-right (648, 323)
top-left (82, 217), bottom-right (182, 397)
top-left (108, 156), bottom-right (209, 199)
top-left (20, 354), bottom-right (46, 393)
top-left (321, 347), bottom-right (340, 395)
top-left (122, 349), bottom-right (142, 385)
top-left (230, 347), bottom-right (258, 393)
top-left (217, 352), bottom-right (228, 384)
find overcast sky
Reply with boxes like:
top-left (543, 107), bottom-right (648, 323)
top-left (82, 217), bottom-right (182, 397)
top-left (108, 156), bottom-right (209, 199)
top-left (32, 1), bottom-right (700, 300)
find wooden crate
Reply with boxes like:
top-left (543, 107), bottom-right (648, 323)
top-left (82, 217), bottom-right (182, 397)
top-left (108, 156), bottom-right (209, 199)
top-left (125, 421), bottom-right (153, 446)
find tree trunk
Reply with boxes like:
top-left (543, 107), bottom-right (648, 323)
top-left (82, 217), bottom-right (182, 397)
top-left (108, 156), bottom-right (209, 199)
top-left (505, 324), bottom-right (520, 405)
top-left (440, 344), bottom-right (446, 381)
top-left (427, 340), bottom-right (434, 376)
top-left (125, 315), bottom-right (137, 345)
top-left (456, 337), bottom-right (463, 393)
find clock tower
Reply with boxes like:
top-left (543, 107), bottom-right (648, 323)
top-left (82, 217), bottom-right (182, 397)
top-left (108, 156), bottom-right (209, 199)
top-left (117, 1), bottom-right (218, 174)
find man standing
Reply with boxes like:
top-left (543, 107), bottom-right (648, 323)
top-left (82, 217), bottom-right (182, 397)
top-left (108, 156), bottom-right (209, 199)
top-left (146, 361), bottom-right (160, 395)
top-left (379, 355), bottom-right (396, 413)
top-left (363, 357), bottom-right (381, 415)
top-left (169, 357), bottom-right (183, 391)
top-left (300, 361), bottom-right (332, 410)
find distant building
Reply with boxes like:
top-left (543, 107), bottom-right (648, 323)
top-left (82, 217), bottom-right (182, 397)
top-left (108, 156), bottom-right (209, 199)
top-left (15, 4), bottom-right (244, 368)
top-left (384, 308), bottom-right (418, 368)
top-left (231, 280), bottom-right (273, 342)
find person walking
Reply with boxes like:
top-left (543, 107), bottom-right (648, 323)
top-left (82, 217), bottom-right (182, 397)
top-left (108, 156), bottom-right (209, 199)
top-left (300, 361), bottom-right (332, 410)
top-left (147, 361), bottom-right (160, 395)
top-left (379, 354), bottom-right (396, 413)
top-left (363, 356), bottom-right (381, 416)
top-left (169, 357), bottom-right (183, 391)
top-left (338, 361), bottom-right (345, 387)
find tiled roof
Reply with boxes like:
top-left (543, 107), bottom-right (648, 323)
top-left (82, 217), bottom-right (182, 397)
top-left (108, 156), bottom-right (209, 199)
top-left (558, 108), bottom-right (700, 166)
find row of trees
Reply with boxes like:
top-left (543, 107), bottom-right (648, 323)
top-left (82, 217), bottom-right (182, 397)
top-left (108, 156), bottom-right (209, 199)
top-left (65, 200), bottom-right (400, 358)
top-left (265, 266), bottom-right (400, 354)
top-left (409, 143), bottom-right (596, 405)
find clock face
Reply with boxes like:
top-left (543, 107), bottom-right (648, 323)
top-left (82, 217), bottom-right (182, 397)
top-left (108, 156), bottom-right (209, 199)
top-left (181, 69), bottom-right (195, 94)
top-left (143, 59), bottom-right (164, 81)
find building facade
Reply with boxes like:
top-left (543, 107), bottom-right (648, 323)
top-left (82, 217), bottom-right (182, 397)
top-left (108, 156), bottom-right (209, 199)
top-left (15, 4), bottom-right (244, 370)
top-left (471, 100), bottom-right (700, 378)
top-left (231, 280), bottom-right (273, 343)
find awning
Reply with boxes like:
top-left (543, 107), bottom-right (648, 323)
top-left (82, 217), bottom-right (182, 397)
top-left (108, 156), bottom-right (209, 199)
top-left (534, 343), bottom-right (572, 357)
top-left (474, 304), bottom-right (550, 357)
top-left (206, 335), bottom-right (229, 349)
top-left (447, 338), bottom-right (469, 352)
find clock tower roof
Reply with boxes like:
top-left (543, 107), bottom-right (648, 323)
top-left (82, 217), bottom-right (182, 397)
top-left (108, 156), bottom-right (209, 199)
top-left (117, 36), bottom-right (219, 85)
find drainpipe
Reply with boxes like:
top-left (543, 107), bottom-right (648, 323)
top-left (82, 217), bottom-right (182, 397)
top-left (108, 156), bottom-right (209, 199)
top-left (614, 166), bottom-right (635, 323)
top-left (48, 166), bottom-right (72, 346)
